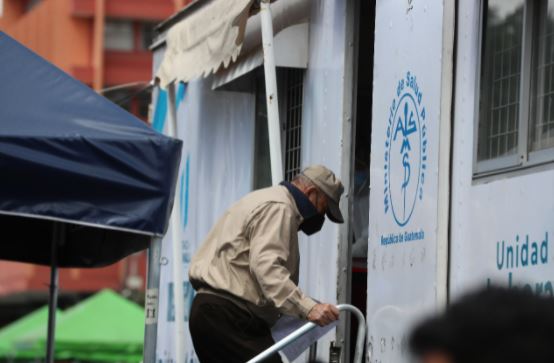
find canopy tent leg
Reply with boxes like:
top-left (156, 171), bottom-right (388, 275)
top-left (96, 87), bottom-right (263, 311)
top-left (46, 222), bottom-right (64, 363)
top-left (143, 236), bottom-right (163, 363)
top-left (261, 0), bottom-right (284, 184)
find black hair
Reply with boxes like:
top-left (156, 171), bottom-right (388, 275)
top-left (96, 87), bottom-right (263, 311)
top-left (409, 286), bottom-right (554, 363)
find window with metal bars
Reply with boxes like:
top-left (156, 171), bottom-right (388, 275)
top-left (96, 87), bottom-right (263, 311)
top-left (476, 0), bottom-right (554, 175)
top-left (253, 68), bottom-right (304, 188)
top-left (531, 1), bottom-right (554, 152)
top-left (283, 69), bottom-right (304, 181)
top-left (253, 70), bottom-right (272, 189)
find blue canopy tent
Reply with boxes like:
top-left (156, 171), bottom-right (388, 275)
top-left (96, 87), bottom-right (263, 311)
top-left (0, 32), bottom-right (182, 362)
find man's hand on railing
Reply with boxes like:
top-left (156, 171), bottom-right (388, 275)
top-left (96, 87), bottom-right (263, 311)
top-left (247, 304), bottom-right (366, 363)
top-left (307, 303), bottom-right (340, 326)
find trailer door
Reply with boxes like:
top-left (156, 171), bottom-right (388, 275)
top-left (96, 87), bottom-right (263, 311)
top-left (365, 1), bottom-right (455, 362)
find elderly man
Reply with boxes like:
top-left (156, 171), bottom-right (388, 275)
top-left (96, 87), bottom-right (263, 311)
top-left (188, 165), bottom-right (344, 363)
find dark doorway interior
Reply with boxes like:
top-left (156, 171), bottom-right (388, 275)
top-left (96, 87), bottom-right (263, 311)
top-left (349, 0), bottom-right (375, 361)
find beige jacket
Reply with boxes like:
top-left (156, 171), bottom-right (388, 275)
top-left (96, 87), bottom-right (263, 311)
top-left (188, 185), bottom-right (317, 323)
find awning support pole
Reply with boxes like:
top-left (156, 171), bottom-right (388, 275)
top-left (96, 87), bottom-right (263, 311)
top-left (46, 222), bottom-right (64, 363)
top-left (143, 236), bottom-right (163, 363)
top-left (167, 83), bottom-right (186, 363)
top-left (261, 0), bottom-right (284, 184)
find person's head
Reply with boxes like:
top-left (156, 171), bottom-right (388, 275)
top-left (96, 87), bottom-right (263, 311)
top-left (291, 165), bottom-right (344, 223)
top-left (409, 286), bottom-right (554, 363)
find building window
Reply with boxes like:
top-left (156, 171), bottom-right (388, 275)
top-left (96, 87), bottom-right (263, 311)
top-left (25, 0), bottom-right (42, 12)
top-left (476, 0), bottom-right (554, 175)
top-left (531, 1), bottom-right (554, 152)
top-left (104, 20), bottom-right (134, 51)
top-left (283, 69), bottom-right (303, 181)
top-left (253, 68), bottom-right (304, 188)
top-left (253, 69), bottom-right (272, 189)
top-left (477, 0), bottom-right (522, 163)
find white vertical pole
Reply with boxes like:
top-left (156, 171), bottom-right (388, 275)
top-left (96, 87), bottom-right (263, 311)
top-left (167, 83), bottom-right (186, 363)
top-left (143, 236), bottom-right (162, 363)
top-left (260, 0), bottom-right (284, 185)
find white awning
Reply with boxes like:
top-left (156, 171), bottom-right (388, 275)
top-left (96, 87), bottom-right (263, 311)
top-left (156, 0), bottom-right (254, 88)
top-left (155, 0), bottom-right (310, 88)
top-left (212, 22), bottom-right (309, 90)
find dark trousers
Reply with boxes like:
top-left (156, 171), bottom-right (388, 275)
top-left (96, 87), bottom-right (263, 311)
top-left (189, 293), bottom-right (282, 363)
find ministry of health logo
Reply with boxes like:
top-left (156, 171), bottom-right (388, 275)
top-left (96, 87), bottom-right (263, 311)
top-left (384, 71), bottom-right (428, 227)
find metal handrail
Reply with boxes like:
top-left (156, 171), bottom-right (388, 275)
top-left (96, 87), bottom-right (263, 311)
top-left (246, 304), bottom-right (366, 363)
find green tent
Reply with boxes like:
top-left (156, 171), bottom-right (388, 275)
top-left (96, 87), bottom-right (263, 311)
top-left (15, 290), bottom-right (144, 363)
top-left (0, 306), bottom-right (63, 360)
top-left (55, 289), bottom-right (144, 363)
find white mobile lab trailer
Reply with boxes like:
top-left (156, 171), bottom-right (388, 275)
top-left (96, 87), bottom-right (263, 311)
top-left (146, 0), bottom-right (554, 362)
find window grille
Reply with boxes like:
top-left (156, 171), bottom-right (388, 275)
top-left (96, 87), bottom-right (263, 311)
top-left (253, 68), bottom-right (304, 187)
top-left (253, 70), bottom-right (272, 189)
top-left (478, 0), bottom-right (523, 161)
top-left (284, 69), bottom-right (304, 182)
top-left (531, 1), bottom-right (554, 151)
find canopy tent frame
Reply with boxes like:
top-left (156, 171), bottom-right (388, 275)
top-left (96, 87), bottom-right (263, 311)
top-left (0, 31), bottom-right (181, 363)
top-left (143, 237), bottom-right (163, 363)
top-left (46, 223), bottom-right (64, 363)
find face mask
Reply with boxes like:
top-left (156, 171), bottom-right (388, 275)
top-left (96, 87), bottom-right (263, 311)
top-left (300, 213), bottom-right (325, 235)
top-left (280, 181), bottom-right (326, 235)
top-left (299, 190), bottom-right (326, 235)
